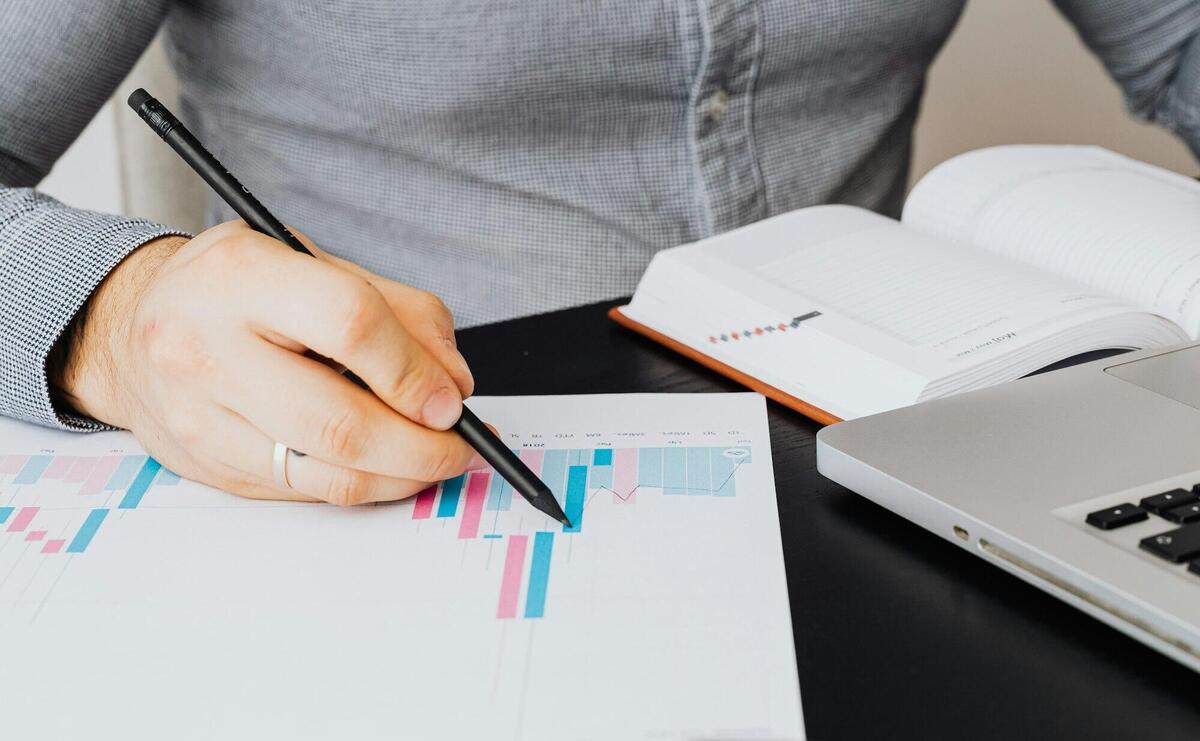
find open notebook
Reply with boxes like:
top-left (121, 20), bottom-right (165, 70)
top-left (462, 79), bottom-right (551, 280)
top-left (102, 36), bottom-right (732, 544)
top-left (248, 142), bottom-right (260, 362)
top-left (613, 145), bottom-right (1200, 423)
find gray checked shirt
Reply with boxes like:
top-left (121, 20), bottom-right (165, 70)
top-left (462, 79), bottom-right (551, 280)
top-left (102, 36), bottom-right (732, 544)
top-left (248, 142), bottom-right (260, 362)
top-left (3, 0), bottom-right (1200, 431)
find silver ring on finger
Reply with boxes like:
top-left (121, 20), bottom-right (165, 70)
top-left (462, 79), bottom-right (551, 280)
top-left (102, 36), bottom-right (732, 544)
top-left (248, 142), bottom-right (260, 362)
top-left (273, 441), bottom-right (294, 489)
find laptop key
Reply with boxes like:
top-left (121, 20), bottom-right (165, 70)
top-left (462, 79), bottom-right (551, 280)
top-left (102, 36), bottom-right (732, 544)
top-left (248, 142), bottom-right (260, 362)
top-left (1140, 489), bottom-right (1198, 515)
top-left (1140, 524), bottom-right (1200, 563)
top-left (1163, 502), bottom-right (1200, 524)
top-left (1086, 503), bottom-right (1149, 530)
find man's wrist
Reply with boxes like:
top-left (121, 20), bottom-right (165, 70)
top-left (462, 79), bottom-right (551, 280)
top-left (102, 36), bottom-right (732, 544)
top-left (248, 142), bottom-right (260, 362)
top-left (48, 234), bottom-right (189, 426)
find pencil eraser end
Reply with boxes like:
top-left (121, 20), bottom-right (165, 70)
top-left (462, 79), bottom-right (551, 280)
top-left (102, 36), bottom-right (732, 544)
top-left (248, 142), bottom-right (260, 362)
top-left (127, 88), bottom-right (153, 111)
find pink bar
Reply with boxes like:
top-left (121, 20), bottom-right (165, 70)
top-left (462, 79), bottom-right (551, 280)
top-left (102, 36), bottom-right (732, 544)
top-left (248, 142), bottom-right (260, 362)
top-left (0, 455), bottom-right (28, 475)
top-left (78, 455), bottom-right (121, 495)
top-left (518, 448), bottom-right (544, 476)
top-left (458, 471), bottom-right (491, 539)
top-left (41, 539), bottom-right (65, 555)
top-left (411, 484), bottom-right (437, 520)
top-left (6, 507), bottom-right (39, 533)
top-left (65, 456), bottom-right (99, 483)
top-left (24, 530), bottom-right (46, 542)
top-left (496, 535), bottom-right (529, 619)
top-left (613, 448), bottom-right (638, 503)
top-left (43, 456), bottom-right (77, 479)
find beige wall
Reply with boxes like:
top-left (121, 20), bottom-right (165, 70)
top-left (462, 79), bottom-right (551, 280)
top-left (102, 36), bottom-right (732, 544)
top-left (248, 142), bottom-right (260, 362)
top-left (913, 0), bottom-right (1197, 185)
top-left (41, 1), bottom-right (1200, 221)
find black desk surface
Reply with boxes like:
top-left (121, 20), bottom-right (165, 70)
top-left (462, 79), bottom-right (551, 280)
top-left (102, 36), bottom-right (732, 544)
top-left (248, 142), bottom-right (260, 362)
top-left (459, 299), bottom-right (1200, 740)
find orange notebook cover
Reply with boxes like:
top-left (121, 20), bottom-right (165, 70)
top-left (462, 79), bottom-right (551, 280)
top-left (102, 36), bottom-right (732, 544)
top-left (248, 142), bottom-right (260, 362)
top-left (608, 305), bottom-right (843, 426)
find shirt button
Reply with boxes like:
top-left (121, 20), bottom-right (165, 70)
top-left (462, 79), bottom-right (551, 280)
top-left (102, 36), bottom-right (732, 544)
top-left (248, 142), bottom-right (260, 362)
top-left (703, 89), bottom-right (730, 121)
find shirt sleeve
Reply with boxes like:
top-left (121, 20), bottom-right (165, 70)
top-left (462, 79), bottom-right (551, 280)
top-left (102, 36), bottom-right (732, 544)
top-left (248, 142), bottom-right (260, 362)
top-left (1054, 0), bottom-right (1200, 157)
top-left (0, 0), bottom-right (182, 431)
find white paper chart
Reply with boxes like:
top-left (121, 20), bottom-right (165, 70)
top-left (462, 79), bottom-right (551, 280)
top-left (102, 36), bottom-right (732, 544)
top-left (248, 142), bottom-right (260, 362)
top-left (0, 393), bottom-right (803, 740)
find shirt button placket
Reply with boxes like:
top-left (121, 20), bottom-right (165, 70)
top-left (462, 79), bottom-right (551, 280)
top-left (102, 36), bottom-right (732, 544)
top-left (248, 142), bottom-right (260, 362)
top-left (693, 0), bottom-right (766, 236)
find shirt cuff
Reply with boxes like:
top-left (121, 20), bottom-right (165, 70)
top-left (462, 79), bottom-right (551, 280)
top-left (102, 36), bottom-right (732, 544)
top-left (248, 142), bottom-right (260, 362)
top-left (0, 188), bottom-right (190, 431)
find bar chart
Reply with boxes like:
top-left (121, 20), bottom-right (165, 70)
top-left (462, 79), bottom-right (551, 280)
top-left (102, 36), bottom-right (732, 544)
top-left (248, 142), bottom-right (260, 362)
top-left (0, 394), bottom-right (804, 741)
top-left (409, 444), bottom-right (751, 622)
top-left (0, 453), bottom-right (181, 557)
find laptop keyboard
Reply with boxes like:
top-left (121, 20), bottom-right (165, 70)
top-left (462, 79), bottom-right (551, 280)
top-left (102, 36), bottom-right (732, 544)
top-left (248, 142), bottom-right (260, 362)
top-left (1087, 487), bottom-right (1200, 567)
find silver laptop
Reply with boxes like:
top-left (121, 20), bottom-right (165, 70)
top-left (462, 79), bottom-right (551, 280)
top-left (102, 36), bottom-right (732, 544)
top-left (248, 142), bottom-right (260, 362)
top-left (816, 342), bottom-right (1200, 671)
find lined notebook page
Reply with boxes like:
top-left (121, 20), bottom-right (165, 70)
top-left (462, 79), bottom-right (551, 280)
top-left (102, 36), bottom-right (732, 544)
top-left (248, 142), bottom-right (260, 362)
top-left (715, 207), bottom-right (1139, 365)
top-left (624, 206), bottom-right (1176, 418)
top-left (903, 146), bottom-right (1200, 337)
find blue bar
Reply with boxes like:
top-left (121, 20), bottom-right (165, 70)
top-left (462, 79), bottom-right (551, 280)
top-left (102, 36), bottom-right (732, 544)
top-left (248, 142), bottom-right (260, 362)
top-left (590, 460), bottom-right (613, 491)
top-left (663, 448), bottom-right (687, 495)
top-left (156, 467), bottom-right (182, 486)
top-left (436, 475), bottom-right (465, 518)
top-left (119, 457), bottom-right (162, 509)
top-left (710, 447), bottom-right (736, 497)
top-left (524, 531), bottom-right (555, 619)
top-left (638, 448), bottom-right (663, 487)
top-left (563, 465), bottom-right (587, 533)
top-left (13, 455), bottom-right (53, 485)
top-left (540, 449), bottom-right (569, 507)
top-left (686, 447), bottom-right (711, 495)
top-left (105, 455), bottom-right (146, 490)
top-left (570, 449), bottom-right (589, 466)
top-left (0, 506), bottom-right (13, 524)
top-left (592, 448), bottom-right (613, 466)
top-left (485, 467), bottom-right (512, 511)
top-left (66, 509), bottom-right (109, 553)
top-left (482, 533), bottom-right (503, 539)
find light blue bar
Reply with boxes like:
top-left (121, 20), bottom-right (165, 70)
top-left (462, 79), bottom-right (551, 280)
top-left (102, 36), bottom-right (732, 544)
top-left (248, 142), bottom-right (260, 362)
top-left (563, 465), bottom-right (587, 533)
top-left (66, 509), bottom-right (109, 553)
top-left (663, 448), bottom-right (687, 495)
top-left (485, 468), bottom-right (512, 511)
top-left (156, 467), bottom-right (182, 486)
top-left (686, 447), bottom-right (710, 495)
top-left (540, 449), bottom-right (569, 507)
top-left (13, 455), bottom-right (53, 485)
top-left (119, 458), bottom-right (162, 510)
top-left (482, 533), bottom-right (503, 539)
top-left (436, 475), bottom-right (465, 518)
top-left (710, 447), bottom-right (736, 497)
top-left (524, 531), bottom-right (555, 619)
top-left (590, 461), bottom-right (613, 491)
top-left (104, 455), bottom-right (146, 490)
top-left (638, 448), bottom-right (663, 487)
top-left (592, 448), bottom-right (612, 466)
top-left (0, 507), bottom-right (13, 524)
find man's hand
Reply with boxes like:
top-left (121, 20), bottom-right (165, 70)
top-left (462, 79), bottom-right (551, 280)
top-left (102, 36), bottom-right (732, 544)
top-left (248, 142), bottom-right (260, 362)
top-left (52, 220), bottom-right (485, 505)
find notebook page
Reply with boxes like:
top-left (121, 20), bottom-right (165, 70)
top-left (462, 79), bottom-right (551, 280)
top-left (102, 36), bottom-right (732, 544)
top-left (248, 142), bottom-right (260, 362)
top-left (625, 206), bottom-right (1153, 418)
top-left (715, 206), bottom-right (1142, 362)
top-left (903, 146), bottom-right (1200, 337)
top-left (624, 245), bottom-right (934, 419)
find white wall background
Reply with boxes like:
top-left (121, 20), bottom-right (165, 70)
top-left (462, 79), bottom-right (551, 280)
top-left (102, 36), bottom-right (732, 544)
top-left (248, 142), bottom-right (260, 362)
top-left (40, 0), bottom-right (1199, 227)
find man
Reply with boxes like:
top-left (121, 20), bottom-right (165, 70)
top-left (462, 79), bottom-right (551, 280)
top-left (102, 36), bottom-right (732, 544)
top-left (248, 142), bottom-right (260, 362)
top-left (2, 1), bottom-right (1198, 506)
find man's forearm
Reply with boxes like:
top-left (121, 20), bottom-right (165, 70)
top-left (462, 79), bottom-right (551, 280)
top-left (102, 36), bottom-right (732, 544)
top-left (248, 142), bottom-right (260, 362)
top-left (49, 234), bottom-right (190, 427)
top-left (0, 187), bottom-right (189, 431)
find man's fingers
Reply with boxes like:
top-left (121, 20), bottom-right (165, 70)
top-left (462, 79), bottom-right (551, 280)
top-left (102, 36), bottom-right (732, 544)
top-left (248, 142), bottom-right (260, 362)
top-left (302, 239), bottom-right (474, 397)
top-left (367, 281), bottom-right (474, 397)
top-left (224, 235), bottom-right (465, 429)
top-left (198, 407), bottom-right (430, 505)
top-left (211, 339), bottom-right (483, 482)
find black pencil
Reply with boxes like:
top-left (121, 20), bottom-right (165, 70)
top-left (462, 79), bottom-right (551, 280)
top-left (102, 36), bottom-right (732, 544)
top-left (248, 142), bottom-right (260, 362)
top-left (127, 88), bottom-right (571, 527)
